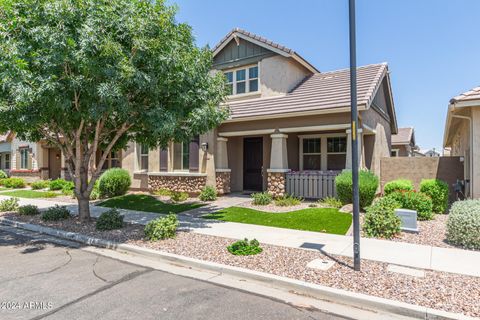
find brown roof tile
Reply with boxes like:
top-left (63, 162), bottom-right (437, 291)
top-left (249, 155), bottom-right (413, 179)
top-left (392, 127), bottom-right (414, 145)
top-left (451, 86), bottom-right (480, 103)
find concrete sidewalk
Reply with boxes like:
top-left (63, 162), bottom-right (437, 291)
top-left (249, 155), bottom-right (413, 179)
top-left (1, 194), bottom-right (479, 277)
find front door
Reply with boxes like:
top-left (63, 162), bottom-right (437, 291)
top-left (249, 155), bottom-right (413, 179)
top-left (48, 148), bottom-right (62, 180)
top-left (243, 137), bottom-right (263, 191)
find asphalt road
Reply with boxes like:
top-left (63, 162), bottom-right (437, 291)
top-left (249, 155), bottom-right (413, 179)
top-left (0, 227), bottom-right (347, 320)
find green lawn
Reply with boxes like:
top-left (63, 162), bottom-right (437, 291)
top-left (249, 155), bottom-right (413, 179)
top-left (99, 194), bottom-right (204, 214)
top-left (0, 190), bottom-right (58, 198)
top-left (203, 207), bottom-right (352, 235)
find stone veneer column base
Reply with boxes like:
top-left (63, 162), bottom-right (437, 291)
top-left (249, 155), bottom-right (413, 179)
top-left (148, 173), bottom-right (207, 195)
top-left (215, 169), bottom-right (231, 195)
top-left (267, 169), bottom-right (290, 198)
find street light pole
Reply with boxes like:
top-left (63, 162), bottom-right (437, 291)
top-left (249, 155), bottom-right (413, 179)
top-left (348, 0), bottom-right (361, 271)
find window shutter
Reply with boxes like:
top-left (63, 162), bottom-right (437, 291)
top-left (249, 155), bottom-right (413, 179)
top-left (15, 151), bottom-right (20, 170)
top-left (189, 136), bottom-right (199, 172)
top-left (160, 148), bottom-right (168, 172)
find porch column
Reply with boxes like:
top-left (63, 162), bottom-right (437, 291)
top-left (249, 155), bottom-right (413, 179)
top-left (345, 129), bottom-right (363, 170)
top-left (215, 136), bottom-right (231, 194)
top-left (267, 132), bottom-right (289, 197)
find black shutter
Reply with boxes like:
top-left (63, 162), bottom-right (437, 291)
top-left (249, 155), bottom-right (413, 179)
top-left (189, 136), bottom-right (199, 172)
top-left (160, 148), bottom-right (168, 172)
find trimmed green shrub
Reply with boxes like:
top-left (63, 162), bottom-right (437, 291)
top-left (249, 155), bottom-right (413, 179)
top-left (96, 208), bottom-right (124, 230)
top-left (0, 197), bottom-right (19, 212)
top-left (274, 194), bottom-right (302, 207)
top-left (251, 192), bottom-right (272, 205)
top-left (144, 213), bottom-right (178, 241)
top-left (199, 186), bottom-right (217, 201)
top-left (388, 191), bottom-right (434, 220)
top-left (446, 200), bottom-right (480, 249)
top-left (61, 181), bottom-right (75, 197)
top-left (383, 179), bottom-right (414, 195)
top-left (18, 204), bottom-right (40, 216)
top-left (318, 197), bottom-right (342, 209)
top-left (41, 205), bottom-right (70, 221)
top-left (227, 238), bottom-right (263, 256)
top-left (98, 168), bottom-right (131, 198)
top-left (154, 188), bottom-right (173, 197)
top-left (43, 191), bottom-right (58, 198)
top-left (420, 179), bottom-right (449, 213)
top-left (49, 178), bottom-right (69, 191)
top-left (31, 180), bottom-right (50, 190)
top-left (335, 170), bottom-right (379, 209)
top-left (171, 191), bottom-right (188, 202)
top-left (2, 178), bottom-right (26, 189)
top-left (363, 197), bottom-right (401, 239)
top-left (0, 170), bottom-right (7, 179)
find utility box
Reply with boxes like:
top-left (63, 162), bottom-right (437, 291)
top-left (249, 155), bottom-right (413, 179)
top-left (394, 208), bottom-right (418, 233)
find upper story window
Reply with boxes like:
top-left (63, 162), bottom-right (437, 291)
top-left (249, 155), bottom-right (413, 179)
top-left (224, 65), bottom-right (259, 96)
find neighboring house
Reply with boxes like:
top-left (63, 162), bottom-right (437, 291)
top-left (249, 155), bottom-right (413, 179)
top-left (0, 132), bottom-right (13, 176)
top-left (7, 28), bottom-right (399, 198)
top-left (444, 86), bottom-right (480, 198)
top-left (391, 127), bottom-right (417, 157)
top-left (422, 148), bottom-right (440, 157)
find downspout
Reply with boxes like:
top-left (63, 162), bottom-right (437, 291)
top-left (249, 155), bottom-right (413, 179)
top-left (451, 112), bottom-right (473, 197)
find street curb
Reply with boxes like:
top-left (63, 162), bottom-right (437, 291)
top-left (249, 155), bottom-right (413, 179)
top-left (0, 217), bottom-right (474, 320)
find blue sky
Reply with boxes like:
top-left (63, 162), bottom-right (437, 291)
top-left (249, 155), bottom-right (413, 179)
top-left (170, 0), bottom-right (480, 151)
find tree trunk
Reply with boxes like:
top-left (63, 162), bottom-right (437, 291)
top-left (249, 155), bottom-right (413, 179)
top-left (77, 195), bottom-right (91, 221)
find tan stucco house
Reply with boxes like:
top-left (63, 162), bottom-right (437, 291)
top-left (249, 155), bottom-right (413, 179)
top-left (8, 28), bottom-right (398, 198)
top-left (444, 86), bottom-right (480, 198)
top-left (391, 127), bottom-right (417, 157)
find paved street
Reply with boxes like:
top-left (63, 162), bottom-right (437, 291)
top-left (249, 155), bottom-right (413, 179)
top-left (0, 227), bottom-right (346, 320)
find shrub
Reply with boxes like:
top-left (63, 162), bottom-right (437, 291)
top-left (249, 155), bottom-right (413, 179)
top-left (335, 170), bottom-right (379, 209)
top-left (49, 178), bottom-right (69, 191)
top-left (383, 179), bottom-right (414, 195)
top-left (98, 168), bottom-right (131, 198)
top-left (61, 181), bottom-right (75, 197)
top-left (363, 196), bottom-right (401, 239)
top-left (274, 194), bottom-right (302, 207)
top-left (90, 181), bottom-right (100, 200)
top-left (144, 213), bottom-right (178, 241)
top-left (41, 205), bottom-right (70, 221)
top-left (388, 191), bottom-right (434, 220)
top-left (446, 200), bottom-right (480, 249)
top-left (420, 179), bottom-right (449, 213)
top-left (318, 197), bottom-right (342, 209)
top-left (171, 191), bottom-right (188, 202)
top-left (18, 205), bottom-right (40, 216)
top-left (31, 180), bottom-right (50, 190)
top-left (199, 186), bottom-right (217, 201)
top-left (2, 178), bottom-right (26, 189)
top-left (154, 188), bottom-right (173, 197)
top-left (0, 170), bottom-right (7, 179)
top-left (227, 238), bottom-right (263, 256)
top-left (96, 208), bottom-right (124, 231)
top-left (43, 191), bottom-right (58, 198)
top-left (0, 197), bottom-right (19, 212)
top-left (251, 192), bottom-right (272, 205)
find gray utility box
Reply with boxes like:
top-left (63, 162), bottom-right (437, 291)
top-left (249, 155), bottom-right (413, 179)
top-left (394, 208), bottom-right (419, 233)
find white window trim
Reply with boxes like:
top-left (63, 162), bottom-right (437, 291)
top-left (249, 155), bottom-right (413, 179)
top-left (224, 63), bottom-right (260, 97)
top-left (391, 149), bottom-right (399, 157)
top-left (136, 144), bottom-right (149, 172)
top-left (299, 133), bottom-right (347, 171)
top-left (20, 148), bottom-right (29, 169)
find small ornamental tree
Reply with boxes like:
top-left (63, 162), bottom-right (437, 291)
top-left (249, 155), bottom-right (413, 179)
top-left (0, 0), bottom-right (228, 220)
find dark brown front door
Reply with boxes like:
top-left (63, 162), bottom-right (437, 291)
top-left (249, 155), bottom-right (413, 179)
top-left (243, 137), bottom-right (263, 191)
top-left (48, 148), bottom-right (62, 180)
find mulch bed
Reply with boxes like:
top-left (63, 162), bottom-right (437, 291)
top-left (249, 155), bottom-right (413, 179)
top-left (1, 211), bottom-right (479, 317)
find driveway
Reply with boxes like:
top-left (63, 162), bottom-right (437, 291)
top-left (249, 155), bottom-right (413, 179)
top-left (0, 226), bottom-right (345, 320)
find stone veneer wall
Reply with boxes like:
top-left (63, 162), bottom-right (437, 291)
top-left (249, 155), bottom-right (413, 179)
top-left (267, 172), bottom-right (286, 197)
top-left (148, 175), bottom-right (207, 194)
top-left (9, 170), bottom-right (42, 183)
top-left (215, 171), bottom-right (231, 194)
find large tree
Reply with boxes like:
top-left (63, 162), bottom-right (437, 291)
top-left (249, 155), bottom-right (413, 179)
top-left (0, 0), bottom-right (228, 220)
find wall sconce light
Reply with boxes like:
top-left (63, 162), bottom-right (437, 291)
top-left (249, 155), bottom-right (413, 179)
top-left (56, 154), bottom-right (61, 160)
top-left (201, 142), bottom-right (208, 152)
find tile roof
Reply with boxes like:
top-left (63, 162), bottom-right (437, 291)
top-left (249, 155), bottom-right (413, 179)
top-left (392, 127), bottom-right (414, 145)
top-left (451, 86), bottom-right (480, 103)
top-left (226, 63), bottom-right (388, 120)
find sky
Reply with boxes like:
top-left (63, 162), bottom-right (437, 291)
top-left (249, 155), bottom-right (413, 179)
top-left (169, 0), bottom-right (480, 152)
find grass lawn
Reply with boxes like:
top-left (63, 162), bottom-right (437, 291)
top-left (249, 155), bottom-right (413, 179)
top-left (0, 190), bottom-right (58, 198)
top-left (99, 194), bottom-right (204, 214)
top-left (203, 207), bottom-right (352, 235)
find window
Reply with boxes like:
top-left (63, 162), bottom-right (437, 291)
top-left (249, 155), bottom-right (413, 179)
top-left (391, 149), bottom-right (399, 157)
top-left (4, 154), bottom-right (9, 170)
top-left (20, 148), bottom-right (29, 169)
top-left (173, 142), bottom-right (189, 171)
top-left (139, 144), bottom-right (148, 171)
top-left (327, 137), bottom-right (346, 171)
top-left (302, 138), bottom-right (321, 170)
top-left (224, 65), bottom-right (259, 95)
top-left (101, 151), bottom-right (121, 170)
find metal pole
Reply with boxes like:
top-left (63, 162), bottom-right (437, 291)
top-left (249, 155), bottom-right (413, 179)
top-left (349, 0), bottom-right (361, 271)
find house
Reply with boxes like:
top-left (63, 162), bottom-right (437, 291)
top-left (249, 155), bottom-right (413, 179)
top-left (391, 127), bottom-right (417, 157)
top-left (443, 86), bottom-right (480, 198)
top-left (0, 132), bottom-right (13, 176)
top-left (421, 148), bottom-right (440, 157)
top-left (7, 28), bottom-right (399, 198)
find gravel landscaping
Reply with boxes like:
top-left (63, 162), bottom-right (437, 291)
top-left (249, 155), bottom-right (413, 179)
top-left (1, 211), bottom-right (479, 317)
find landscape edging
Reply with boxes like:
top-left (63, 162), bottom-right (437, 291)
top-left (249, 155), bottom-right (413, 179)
top-left (0, 216), bottom-right (474, 320)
